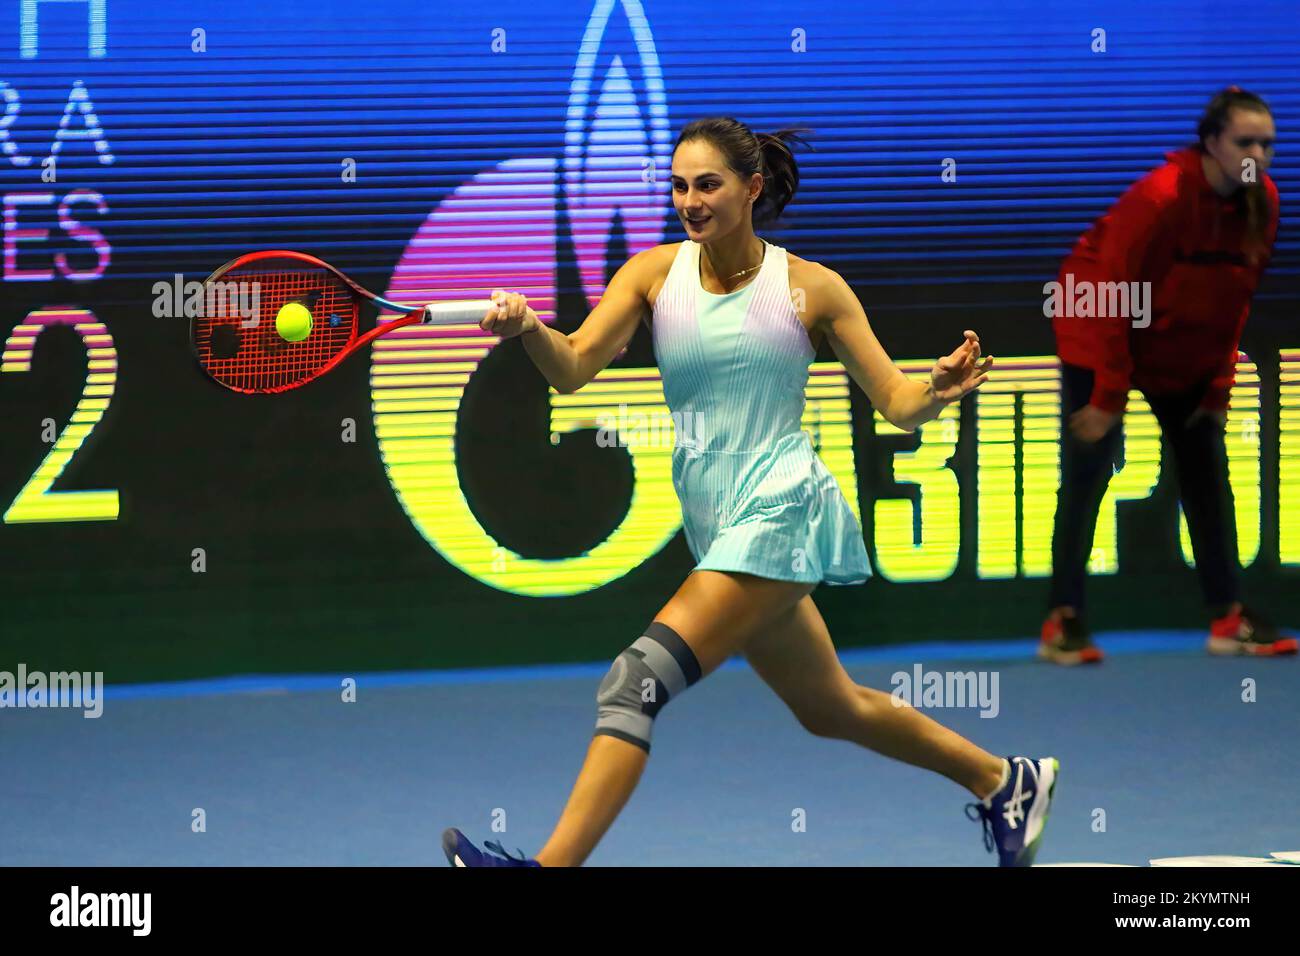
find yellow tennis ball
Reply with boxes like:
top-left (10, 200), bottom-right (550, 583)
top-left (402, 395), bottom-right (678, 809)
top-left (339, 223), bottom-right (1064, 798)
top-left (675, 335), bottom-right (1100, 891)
top-left (276, 302), bottom-right (313, 342)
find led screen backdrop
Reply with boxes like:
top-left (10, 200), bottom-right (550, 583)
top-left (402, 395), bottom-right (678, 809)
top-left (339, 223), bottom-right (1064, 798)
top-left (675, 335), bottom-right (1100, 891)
top-left (1, 0), bottom-right (1297, 683)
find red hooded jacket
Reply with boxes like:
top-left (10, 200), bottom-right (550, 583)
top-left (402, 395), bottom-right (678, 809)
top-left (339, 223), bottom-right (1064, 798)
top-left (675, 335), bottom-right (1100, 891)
top-left (1052, 146), bottom-right (1280, 413)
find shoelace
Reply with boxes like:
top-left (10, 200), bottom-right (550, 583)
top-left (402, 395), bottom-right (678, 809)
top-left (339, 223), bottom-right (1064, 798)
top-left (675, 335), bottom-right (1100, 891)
top-left (483, 839), bottom-right (531, 864)
top-left (965, 802), bottom-right (995, 853)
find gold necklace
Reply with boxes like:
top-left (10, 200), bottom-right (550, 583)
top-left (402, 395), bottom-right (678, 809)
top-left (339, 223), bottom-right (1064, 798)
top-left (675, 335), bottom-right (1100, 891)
top-left (706, 243), bottom-right (765, 287)
top-left (723, 262), bottom-right (762, 282)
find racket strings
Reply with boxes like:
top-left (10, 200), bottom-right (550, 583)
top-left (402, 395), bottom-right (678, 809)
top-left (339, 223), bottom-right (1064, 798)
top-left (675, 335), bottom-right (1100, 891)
top-left (195, 263), bottom-right (359, 392)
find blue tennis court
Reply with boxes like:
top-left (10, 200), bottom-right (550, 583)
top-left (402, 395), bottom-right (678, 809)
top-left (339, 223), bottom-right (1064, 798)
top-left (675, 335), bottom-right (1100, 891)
top-left (4, 630), bottom-right (1295, 867)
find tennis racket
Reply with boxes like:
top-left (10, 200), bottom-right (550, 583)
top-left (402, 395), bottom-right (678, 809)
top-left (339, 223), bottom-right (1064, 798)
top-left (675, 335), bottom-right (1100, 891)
top-left (192, 250), bottom-right (496, 393)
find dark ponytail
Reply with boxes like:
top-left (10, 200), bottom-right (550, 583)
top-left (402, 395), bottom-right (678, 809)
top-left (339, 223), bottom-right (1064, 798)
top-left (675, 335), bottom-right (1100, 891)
top-left (674, 117), bottom-right (814, 226)
top-left (1195, 86), bottom-right (1275, 266)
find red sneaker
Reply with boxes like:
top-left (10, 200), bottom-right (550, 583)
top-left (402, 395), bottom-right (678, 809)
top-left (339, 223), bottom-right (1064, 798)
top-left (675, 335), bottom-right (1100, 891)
top-left (1208, 605), bottom-right (1299, 656)
top-left (1038, 611), bottom-right (1104, 665)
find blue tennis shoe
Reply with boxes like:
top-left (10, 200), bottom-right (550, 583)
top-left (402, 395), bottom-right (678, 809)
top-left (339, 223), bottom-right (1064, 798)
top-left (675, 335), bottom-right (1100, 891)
top-left (966, 756), bottom-right (1059, 866)
top-left (442, 828), bottom-right (542, 867)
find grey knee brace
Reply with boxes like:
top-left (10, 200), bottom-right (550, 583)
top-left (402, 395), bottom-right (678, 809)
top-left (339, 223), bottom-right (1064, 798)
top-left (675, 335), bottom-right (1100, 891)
top-left (594, 621), bottom-right (701, 754)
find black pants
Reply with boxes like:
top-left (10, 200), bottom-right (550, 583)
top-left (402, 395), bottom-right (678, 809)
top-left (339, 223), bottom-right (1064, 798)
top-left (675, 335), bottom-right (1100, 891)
top-left (1048, 362), bottom-right (1239, 615)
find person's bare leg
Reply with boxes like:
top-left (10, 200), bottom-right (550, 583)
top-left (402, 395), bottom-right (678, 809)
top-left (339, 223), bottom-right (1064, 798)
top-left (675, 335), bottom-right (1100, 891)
top-left (745, 596), bottom-right (1005, 800)
top-left (534, 736), bottom-right (648, 867)
top-left (847, 684), bottom-right (1006, 798)
top-left (533, 571), bottom-right (813, 867)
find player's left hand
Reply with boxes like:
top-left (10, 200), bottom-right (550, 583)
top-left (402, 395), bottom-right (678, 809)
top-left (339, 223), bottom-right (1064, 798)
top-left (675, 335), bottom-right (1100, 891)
top-left (930, 330), bottom-right (992, 403)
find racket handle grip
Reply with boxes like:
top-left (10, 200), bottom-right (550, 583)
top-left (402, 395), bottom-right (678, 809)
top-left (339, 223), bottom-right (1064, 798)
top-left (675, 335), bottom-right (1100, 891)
top-left (421, 300), bottom-right (496, 325)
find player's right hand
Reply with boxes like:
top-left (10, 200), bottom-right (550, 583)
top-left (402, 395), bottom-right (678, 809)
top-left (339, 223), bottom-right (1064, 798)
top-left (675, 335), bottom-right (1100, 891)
top-left (483, 290), bottom-right (541, 339)
top-left (1069, 404), bottom-right (1121, 443)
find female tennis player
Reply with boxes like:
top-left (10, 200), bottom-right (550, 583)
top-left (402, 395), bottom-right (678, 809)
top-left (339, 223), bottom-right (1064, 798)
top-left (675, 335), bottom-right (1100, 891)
top-left (443, 117), bottom-right (1057, 866)
top-left (1041, 87), bottom-right (1296, 664)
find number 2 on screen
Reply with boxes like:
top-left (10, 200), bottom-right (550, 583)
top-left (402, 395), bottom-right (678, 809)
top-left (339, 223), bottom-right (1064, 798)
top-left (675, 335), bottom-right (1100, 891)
top-left (1, 308), bottom-right (119, 523)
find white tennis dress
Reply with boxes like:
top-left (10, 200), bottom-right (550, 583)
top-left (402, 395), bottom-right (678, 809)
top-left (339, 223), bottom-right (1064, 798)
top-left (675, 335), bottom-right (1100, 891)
top-left (650, 239), bottom-right (871, 585)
